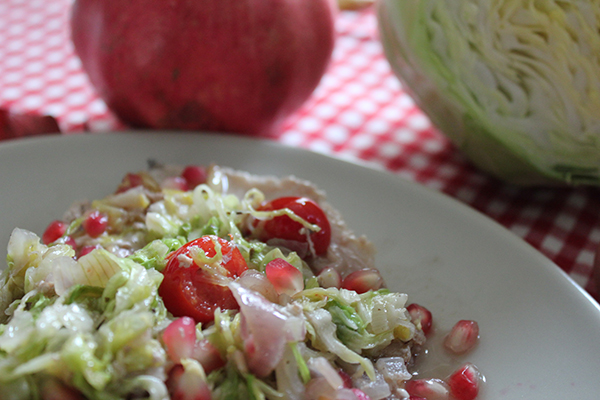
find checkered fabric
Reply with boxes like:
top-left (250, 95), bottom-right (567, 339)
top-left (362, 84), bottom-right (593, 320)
top-left (1, 0), bottom-right (599, 300)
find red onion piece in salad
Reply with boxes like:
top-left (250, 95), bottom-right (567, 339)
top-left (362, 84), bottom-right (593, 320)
top-left (229, 282), bottom-right (306, 377)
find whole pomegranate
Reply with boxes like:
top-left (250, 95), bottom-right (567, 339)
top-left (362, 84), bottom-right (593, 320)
top-left (70, 0), bottom-right (337, 135)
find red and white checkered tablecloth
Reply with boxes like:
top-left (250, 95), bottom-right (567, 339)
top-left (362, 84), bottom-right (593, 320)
top-left (1, 0), bottom-right (599, 301)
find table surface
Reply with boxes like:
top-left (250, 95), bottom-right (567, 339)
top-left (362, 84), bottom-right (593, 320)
top-left (1, 0), bottom-right (599, 302)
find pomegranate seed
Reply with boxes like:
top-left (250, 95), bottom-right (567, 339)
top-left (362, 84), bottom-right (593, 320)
top-left (78, 245), bottom-right (101, 258)
top-left (341, 268), bottom-right (384, 294)
top-left (116, 173), bottom-right (145, 193)
top-left (64, 236), bottom-right (77, 249)
top-left (406, 303), bottom-right (433, 336)
top-left (338, 369), bottom-right (353, 388)
top-left (317, 266), bottom-right (342, 288)
top-left (166, 364), bottom-right (212, 400)
top-left (404, 379), bottom-right (450, 400)
top-left (351, 388), bottom-right (372, 400)
top-left (447, 363), bottom-right (481, 400)
top-left (181, 165), bottom-right (207, 189)
top-left (192, 338), bottom-right (225, 374)
top-left (593, 241), bottom-right (600, 296)
top-left (163, 317), bottom-right (197, 364)
top-left (82, 210), bottom-right (109, 238)
top-left (42, 220), bottom-right (68, 244)
top-left (265, 258), bottom-right (304, 296)
top-left (0, 108), bottom-right (60, 140)
top-left (163, 176), bottom-right (189, 191)
top-left (78, 246), bottom-right (95, 258)
top-left (444, 320), bottom-right (479, 354)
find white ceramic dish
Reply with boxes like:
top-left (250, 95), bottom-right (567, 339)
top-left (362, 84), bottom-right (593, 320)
top-left (1, 132), bottom-right (599, 399)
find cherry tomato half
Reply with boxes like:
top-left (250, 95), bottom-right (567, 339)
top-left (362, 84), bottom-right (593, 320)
top-left (159, 235), bottom-right (248, 324)
top-left (254, 197), bottom-right (331, 256)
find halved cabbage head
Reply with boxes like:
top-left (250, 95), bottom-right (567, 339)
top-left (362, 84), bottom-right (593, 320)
top-left (377, 0), bottom-right (600, 185)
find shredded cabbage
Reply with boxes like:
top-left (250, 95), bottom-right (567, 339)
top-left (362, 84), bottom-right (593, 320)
top-left (0, 231), bottom-right (168, 397)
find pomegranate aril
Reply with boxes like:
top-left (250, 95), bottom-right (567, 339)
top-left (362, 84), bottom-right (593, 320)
top-left (64, 236), bottom-right (77, 249)
top-left (317, 266), bottom-right (342, 288)
top-left (265, 258), bottom-right (304, 296)
top-left (166, 364), bottom-right (212, 400)
top-left (163, 176), bottom-right (189, 191)
top-left (192, 338), bottom-right (225, 374)
top-left (82, 210), bottom-right (109, 238)
top-left (79, 245), bottom-right (101, 258)
top-left (406, 303), bottom-right (433, 336)
top-left (181, 165), bottom-right (207, 189)
top-left (341, 268), bottom-right (384, 294)
top-left (444, 320), bottom-right (479, 354)
top-left (593, 241), bottom-right (600, 296)
top-left (116, 173), bottom-right (145, 193)
top-left (0, 108), bottom-right (61, 140)
top-left (447, 363), bottom-right (481, 400)
top-left (404, 379), bottom-right (450, 400)
top-left (163, 317), bottom-right (197, 364)
top-left (42, 220), bottom-right (68, 244)
top-left (338, 369), bottom-right (353, 388)
top-left (351, 388), bottom-right (372, 400)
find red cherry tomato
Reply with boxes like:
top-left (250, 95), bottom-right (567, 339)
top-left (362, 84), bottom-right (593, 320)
top-left (254, 197), bottom-right (331, 256)
top-left (159, 235), bottom-right (248, 324)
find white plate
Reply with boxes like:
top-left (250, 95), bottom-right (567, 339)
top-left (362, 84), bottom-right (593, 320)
top-left (1, 132), bottom-right (600, 399)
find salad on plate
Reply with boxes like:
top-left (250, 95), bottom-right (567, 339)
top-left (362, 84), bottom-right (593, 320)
top-left (0, 163), bottom-right (480, 400)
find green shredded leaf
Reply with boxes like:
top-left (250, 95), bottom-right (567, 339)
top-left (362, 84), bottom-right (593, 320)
top-left (127, 237), bottom-right (185, 271)
top-left (289, 342), bottom-right (310, 384)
